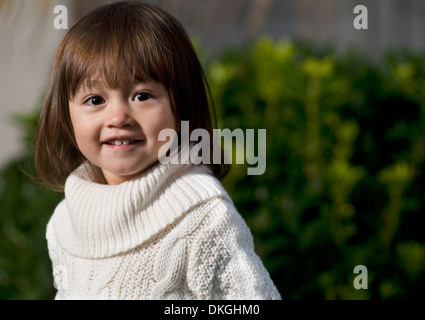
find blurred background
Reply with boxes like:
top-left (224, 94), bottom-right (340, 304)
top-left (1, 0), bottom-right (425, 299)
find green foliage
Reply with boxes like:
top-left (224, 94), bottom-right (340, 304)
top-left (207, 37), bottom-right (425, 299)
top-left (0, 111), bottom-right (62, 299)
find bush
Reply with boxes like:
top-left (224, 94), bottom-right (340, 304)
top-left (0, 111), bottom-right (62, 299)
top-left (207, 38), bottom-right (425, 299)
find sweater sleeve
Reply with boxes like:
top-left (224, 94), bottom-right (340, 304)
top-left (187, 198), bottom-right (281, 300)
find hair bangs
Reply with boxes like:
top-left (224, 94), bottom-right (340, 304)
top-left (64, 5), bottom-right (169, 100)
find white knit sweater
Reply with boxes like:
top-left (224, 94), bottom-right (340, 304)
top-left (46, 161), bottom-right (281, 300)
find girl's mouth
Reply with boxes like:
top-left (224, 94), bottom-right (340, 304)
top-left (103, 138), bottom-right (145, 149)
top-left (105, 139), bottom-right (137, 146)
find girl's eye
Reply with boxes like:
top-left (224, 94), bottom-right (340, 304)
top-left (133, 92), bottom-right (152, 102)
top-left (85, 96), bottom-right (105, 106)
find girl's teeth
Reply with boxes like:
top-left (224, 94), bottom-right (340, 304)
top-left (109, 139), bottom-right (133, 145)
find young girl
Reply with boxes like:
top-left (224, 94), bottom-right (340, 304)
top-left (35, 1), bottom-right (281, 300)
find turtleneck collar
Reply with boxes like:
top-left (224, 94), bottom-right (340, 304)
top-left (51, 159), bottom-right (227, 259)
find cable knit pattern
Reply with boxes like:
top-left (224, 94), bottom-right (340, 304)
top-left (46, 161), bottom-right (281, 300)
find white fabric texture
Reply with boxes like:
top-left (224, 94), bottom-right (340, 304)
top-left (46, 161), bottom-right (281, 300)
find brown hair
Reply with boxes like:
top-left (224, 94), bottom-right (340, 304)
top-left (35, 0), bottom-right (229, 191)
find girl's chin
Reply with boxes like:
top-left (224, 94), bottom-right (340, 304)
top-left (101, 162), bottom-right (158, 185)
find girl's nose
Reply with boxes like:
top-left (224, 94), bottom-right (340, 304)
top-left (105, 100), bottom-right (136, 128)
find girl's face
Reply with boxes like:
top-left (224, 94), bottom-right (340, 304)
top-left (69, 78), bottom-right (176, 185)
